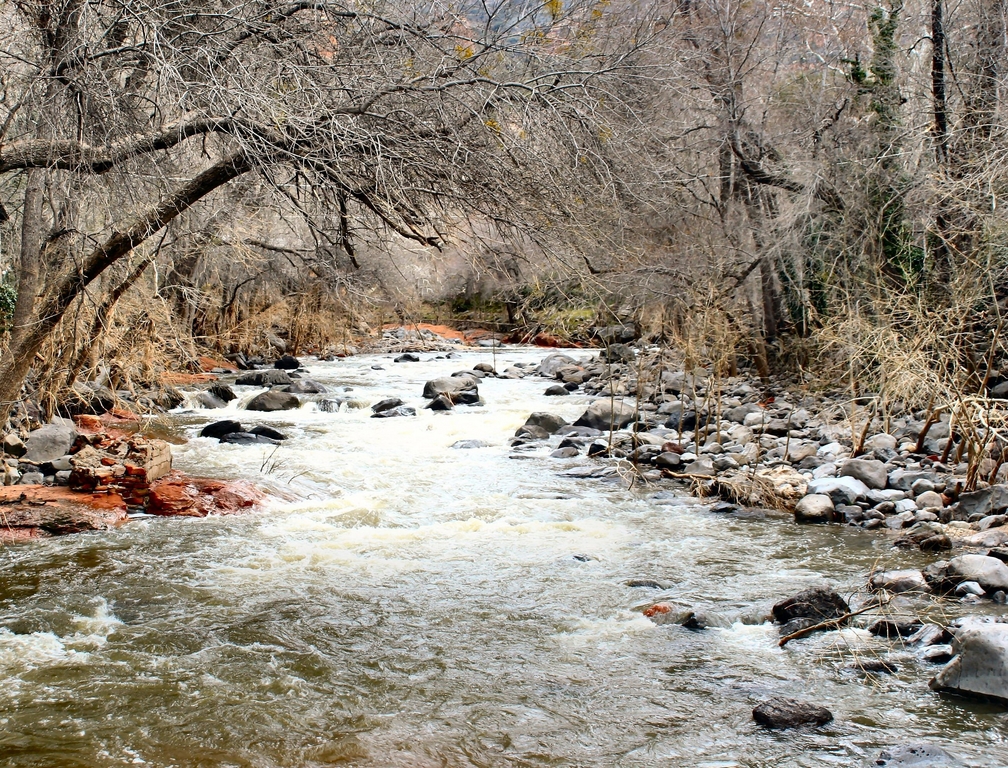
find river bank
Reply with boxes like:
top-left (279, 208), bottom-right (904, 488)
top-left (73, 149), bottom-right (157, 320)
top-left (1, 338), bottom-right (1006, 765)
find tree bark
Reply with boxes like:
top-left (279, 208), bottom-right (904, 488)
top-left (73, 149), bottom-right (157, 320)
top-left (0, 152), bottom-right (252, 410)
top-left (10, 169), bottom-right (45, 353)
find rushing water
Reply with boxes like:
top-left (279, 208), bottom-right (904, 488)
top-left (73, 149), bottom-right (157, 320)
top-left (1, 349), bottom-right (1006, 767)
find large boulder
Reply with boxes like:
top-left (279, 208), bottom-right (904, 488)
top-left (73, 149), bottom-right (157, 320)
top-left (943, 555), bottom-right (1008, 594)
top-left (24, 422), bottom-right (78, 464)
top-left (806, 476), bottom-right (870, 506)
top-left (521, 412), bottom-right (569, 435)
top-left (840, 458), bottom-right (888, 490)
top-left (422, 374), bottom-right (479, 405)
top-left (957, 485), bottom-right (1008, 519)
top-left (207, 382), bottom-right (236, 403)
top-left (235, 369), bottom-right (292, 387)
top-left (200, 420), bottom-right (242, 439)
top-left (246, 391), bottom-right (300, 412)
top-left (573, 399), bottom-right (637, 431)
top-left (538, 353), bottom-right (577, 378)
top-left (274, 355), bottom-right (301, 369)
top-left (752, 698), bottom-right (833, 728)
top-left (929, 622), bottom-right (1008, 704)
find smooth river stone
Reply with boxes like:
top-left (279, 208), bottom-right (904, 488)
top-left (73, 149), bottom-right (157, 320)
top-left (929, 622), bottom-right (1008, 704)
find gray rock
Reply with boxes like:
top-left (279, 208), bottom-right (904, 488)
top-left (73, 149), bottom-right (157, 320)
top-left (960, 529), bottom-right (1008, 548)
top-left (19, 471), bottom-right (44, 485)
top-left (207, 382), bottom-right (236, 403)
top-left (246, 391), bottom-right (301, 412)
top-left (573, 399), bottom-right (638, 431)
top-left (522, 412), bottom-right (569, 435)
top-left (909, 624), bottom-right (948, 647)
top-left (451, 440), bottom-right (489, 449)
top-left (929, 622), bottom-right (1008, 704)
top-left (795, 494), bottom-right (835, 524)
top-left (916, 491), bottom-right (945, 509)
top-left (274, 355), bottom-right (301, 370)
top-left (422, 374), bottom-right (479, 404)
top-left (195, 391), bottom-right (227, 409)
top-left (538, 353), bottom-right (577, 377)
top-left (24, 423), bottom-right (78, 464)
top-left (840, 458), bottom-right (888, 490)
top-left (655, 452), bottom-right (681, 469)
top-left (2, 434), bottom-right (27, 458)
top-left (954, 581), bottom-right (985, 597)
top-left (977, 514), bottom-right (1007, 531)
top-left (284, 378), bottom-right (327, 394)
top-left (863, 434), bottom-right (898, 452)
top-left (371, 398), bottom-right (403, 414)
top-left (683, 458), bottom-right (715, 476)
top-left (200, 420), bottom-right (242, 439)
top-left (235, 369), bottom-right (292, 387)
top-left (869, 569), bottom-right (930, 594)
top-left (544, 385), bottom-right (569, 396)
top-left (957, 485), bottom-right (1008, 519)
top-left (920, 645), bottom-right (955, 665)
top-left (807, 476), bottom-right (870, 506)
top-left (426, 394), bottom-right (454, 411)
top-left (394, 353), bottom-right (420, 363)
top-left (945, 555), bottom-right (1008, 594)
top-left (752, 698), bottom-right (833, 728)
top-left (872, 743), bottom-right (962, 767)
top-left (220, 432), bottom-right (280, 446)
top-left (869, 619), bottom-right (923, 638)
top-left (551, 447), bottom-right (579, 459)
top-left (601, 343), bottom-right (635, 363)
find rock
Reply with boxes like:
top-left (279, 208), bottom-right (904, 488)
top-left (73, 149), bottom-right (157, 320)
top-left (916, 490), bottom-right (945, 509)
top-left (655, 452), bottom-right (681, 470)
top-left (249, 426), bottom-right (286, 440)
top-left (600, 343), bottom-right (635, 363)
top-left (235, 369), bottom-right (292, 387)
top-left (921, 645), bottom-right (955, 665)
top-left (869, 619), bottom-right (923, 638)
top-left (551, 447), bottom-right (579, 459)
top-left (274, 355), bottom-right (301, 369)
top-left (451, 440), bottom-right (488, 449)
top-left (872, 744), bottom-right (963, 767)
top-left (371, 398), bottom-right (403, 414)
top-left (195, 392), bottom-right (227, 409)
top-left (772, 586), bottom-right (849, 624)
top-left (395, 353), bottom-right (420, 363)
top-left (864, 434), bottom-right (898, 453)
top-left (840, 458), bottom-right (888, 490)
top-left (573, 399), bottom-right (638, 431)
top-left (200, 420), bottom-right (243, 439)
top-left (538, 353), bottom-right (578, 377)
top-left (988, 547), bottom-right (1008, 564)
top-left (147, 471), bottom-right (261, 517)
top-left (909, 624), bottom-right (949, 647)
top-left (954, 581), bottom-right (985, 597)
top-left (929, 622), bottom-right (1008, 704)
top-left (956, 485), bottom-right (1008, 519)
top-left (977, 513), bottom-right (1007, 531)
top-left (2, 434), bottom-right (27, 458)
top-left (371, 405), bottom-right (416, 418)
top-left (426, 394), bottom-right (454, 411)
top-left (207, 382), bottom-right (236, 403)
top-left (422, 375), bottom-right (479, 404)
top-left (683, 458), bottom-right (715, 476)
top-left (920, 534), bottom-right (953, 552)
top-left (960, 529), bottom-right (1008, 548)
top-left (521, 412), bottom-right (569, 435)
top-left (795, 494), bottom-right (835, 524)
top-left (0, 486), bottom-right (128, 539)
top-left (24, 422), bottom-right (78, 464)
top-left (870, 569), bottom-right (930, 594)
top-left (19, 471), bottom-right (43, 485)
top-left (246, 391), bottom-right (300, 412)
top-left (593, 324), bottom-right (636, 344)
top-left (945, 555), bottom-right (1008, 593)
top-left (284, 378), bottom-right (327, 394)
top-left (752, 698), bottom-right (833, 729)
top-left (220, 432), bottom-right (280, 445)
top-left (806, 476), bottom-right (870, 506)
top-left (544, 385), bottom-right (569, 396)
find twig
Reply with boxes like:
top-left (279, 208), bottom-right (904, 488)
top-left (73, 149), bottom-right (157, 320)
top-left (778, 597), bottom-right (892, 647)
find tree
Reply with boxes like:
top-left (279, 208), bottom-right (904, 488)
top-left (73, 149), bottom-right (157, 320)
top-left (0, 0), bottom-right (649, 410)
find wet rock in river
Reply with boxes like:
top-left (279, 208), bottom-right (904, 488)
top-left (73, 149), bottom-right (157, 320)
top-left (246, 391), bottom-right (300, 412)
top-left (220, 432), bottom-right (279, 446)
top-left (869, 619), bottom-right (923, 638)
top-left (371, 398), bottom-right (403, 414)
top-left (752, 698), bottom-right (833, 729)
top-left (544, 384), bottom-right (569, 396)
top-left (521, 412), bottom-right (569, 435)
top-left (794, 493), bottom-right (835, 524)
top-left (422, 374), bottom-right (480, 404)
top-left (249, 426), bottom-right (287, 441)
top-left (235, 369), bottom-right (292, 387)
top-left (935, 555), bottom-right (1008, 594)
top-left (929, 621), bottom-right (1008, 704)
top-left (869, 569), bottom-right (930, 594)
top-left (772, 586), bottom-right (850, 625)
top-left (274, 355), bottom-right (301, 370)
top-left (208, 382), bottom-right (236, 403)
top-left (371, 405), bottom-right (416, 418)
top-left (284, 378), bottom-right (327, 394)
top-left (451, 439), bottom-right (488, 449)
top-left (806, 476), bottom-right (870, 506)
top-left (394, 353), bottom-right (420, 363)
top-left (872, 743), bottom-right (963, 767)
top-left (426, 394), bottom-right (454, 411)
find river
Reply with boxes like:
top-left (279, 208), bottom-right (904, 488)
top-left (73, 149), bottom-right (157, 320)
top-left (1, 349), bottom-right (1005, 766)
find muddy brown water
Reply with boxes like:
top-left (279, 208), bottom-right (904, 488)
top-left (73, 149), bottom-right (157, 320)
top-left (1, 350), bottom-right (1005, 766)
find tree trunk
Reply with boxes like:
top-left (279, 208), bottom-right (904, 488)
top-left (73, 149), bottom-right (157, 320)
top-left (10, 169), bottom-right (45, 353)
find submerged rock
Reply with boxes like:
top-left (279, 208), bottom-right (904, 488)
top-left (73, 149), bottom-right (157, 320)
top-left (752, 698), bottom-right (833, 728)
top-left (200, 420), bottom-right (242, 440)
top-left (872, 744), bottom-right (963, 767)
